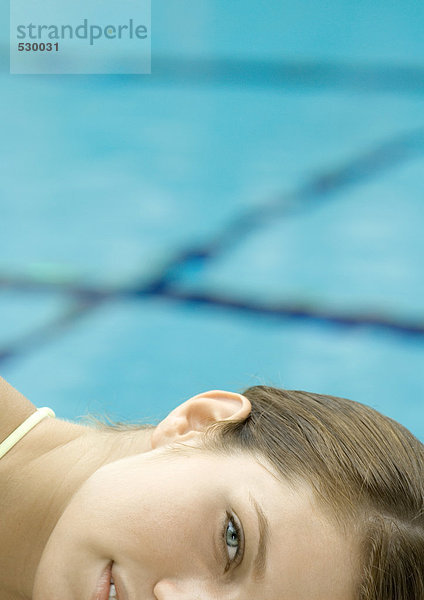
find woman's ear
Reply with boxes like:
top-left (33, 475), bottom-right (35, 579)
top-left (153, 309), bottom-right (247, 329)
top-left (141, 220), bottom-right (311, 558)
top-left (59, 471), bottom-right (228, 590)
top-left (150, 390), bottom-right (251, 450)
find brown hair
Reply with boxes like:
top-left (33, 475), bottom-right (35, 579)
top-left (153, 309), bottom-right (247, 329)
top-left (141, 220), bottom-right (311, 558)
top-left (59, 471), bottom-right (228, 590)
top-left (198, 386), bottom-right (424, 600)
top-left (83, 386), bottom-right (424, 598)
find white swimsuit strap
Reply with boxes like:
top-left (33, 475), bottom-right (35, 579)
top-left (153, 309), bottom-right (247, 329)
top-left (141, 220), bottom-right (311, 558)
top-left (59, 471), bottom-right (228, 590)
top-left (0, 407), bottom-right (56, 460)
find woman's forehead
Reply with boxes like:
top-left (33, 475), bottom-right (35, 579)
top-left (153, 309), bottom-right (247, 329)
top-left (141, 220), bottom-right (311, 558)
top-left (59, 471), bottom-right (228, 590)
top-left (243, 484), bottom-right (358, 600)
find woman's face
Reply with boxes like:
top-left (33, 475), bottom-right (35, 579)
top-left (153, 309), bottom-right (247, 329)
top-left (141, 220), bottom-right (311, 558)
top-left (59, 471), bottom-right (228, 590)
top-left (33, 444), bottom-right (358, 600)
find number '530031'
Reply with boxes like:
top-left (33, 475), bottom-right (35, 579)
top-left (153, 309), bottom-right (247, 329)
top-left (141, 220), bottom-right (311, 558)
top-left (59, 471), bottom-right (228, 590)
top-left (18, 42), bottom-right (59, 51)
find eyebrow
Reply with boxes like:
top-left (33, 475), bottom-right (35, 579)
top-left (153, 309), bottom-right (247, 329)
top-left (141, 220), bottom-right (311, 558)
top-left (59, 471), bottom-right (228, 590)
top-left (248, 491), bottom-right (269, 582)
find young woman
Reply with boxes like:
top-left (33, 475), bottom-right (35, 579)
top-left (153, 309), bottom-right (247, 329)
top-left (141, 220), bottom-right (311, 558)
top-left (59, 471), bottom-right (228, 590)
top-left (0, 375), bottom-right (423, 600)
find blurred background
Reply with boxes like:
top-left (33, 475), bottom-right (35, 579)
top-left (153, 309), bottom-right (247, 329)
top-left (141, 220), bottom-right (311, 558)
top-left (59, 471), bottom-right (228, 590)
top-left (0, 1), bottom-right (423, 441)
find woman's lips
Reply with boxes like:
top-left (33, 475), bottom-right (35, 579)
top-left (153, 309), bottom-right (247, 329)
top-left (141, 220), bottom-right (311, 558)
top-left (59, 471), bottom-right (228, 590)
top-left (92, 561), bottom-right (113, 600)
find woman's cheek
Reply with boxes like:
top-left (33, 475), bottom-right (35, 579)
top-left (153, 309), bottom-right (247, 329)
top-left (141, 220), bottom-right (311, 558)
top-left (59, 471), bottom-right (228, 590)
top-left (140, 502), bottom-right (216, 576)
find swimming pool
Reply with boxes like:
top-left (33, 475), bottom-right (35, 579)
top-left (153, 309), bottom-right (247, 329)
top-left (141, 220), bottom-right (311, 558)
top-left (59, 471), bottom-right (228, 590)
top-left (1, 1), bottom-right (423, 441)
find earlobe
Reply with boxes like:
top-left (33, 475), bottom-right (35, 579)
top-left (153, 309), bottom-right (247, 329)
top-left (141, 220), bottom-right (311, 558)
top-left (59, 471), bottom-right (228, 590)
top-left (150, 390), bottom-right (251, 450)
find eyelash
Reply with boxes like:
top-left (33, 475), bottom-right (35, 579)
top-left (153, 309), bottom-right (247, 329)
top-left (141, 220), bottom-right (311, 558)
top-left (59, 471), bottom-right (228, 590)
top-left (220, 510), bottom-right (244, 573)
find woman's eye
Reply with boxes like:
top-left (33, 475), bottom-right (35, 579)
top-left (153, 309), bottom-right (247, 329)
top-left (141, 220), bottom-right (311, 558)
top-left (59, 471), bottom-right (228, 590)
top-left (221, 511), bottom-right (244, 572)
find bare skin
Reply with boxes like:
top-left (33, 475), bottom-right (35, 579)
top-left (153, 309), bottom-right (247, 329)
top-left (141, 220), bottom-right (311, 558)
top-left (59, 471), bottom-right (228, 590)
top-left (0, 376), bottom-right (359, 600)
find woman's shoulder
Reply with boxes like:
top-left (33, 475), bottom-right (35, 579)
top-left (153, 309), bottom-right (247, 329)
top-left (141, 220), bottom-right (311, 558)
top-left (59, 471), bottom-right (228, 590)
top-left (0, 376), bottom-right (37, 444)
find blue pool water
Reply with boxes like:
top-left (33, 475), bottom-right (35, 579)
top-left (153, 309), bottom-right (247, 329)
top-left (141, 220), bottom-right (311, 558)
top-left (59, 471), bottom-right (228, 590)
top-left (0, 1), bottom-right (423, 441)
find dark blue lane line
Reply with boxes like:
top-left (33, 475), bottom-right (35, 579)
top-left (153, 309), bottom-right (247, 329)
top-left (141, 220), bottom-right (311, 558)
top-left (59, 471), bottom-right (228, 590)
top-left (1, 127), bottom-right (424, 367)
top-left (141, 288), bottom-right (424, 339)
top-left (146, 57), bottom-right (424, 94)
top-left (1, 285), bottom-right (424, 367)
top-left (34, 56), bottom-right (423, 95)
top-left (3, 52), bottom-right (423, 95)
